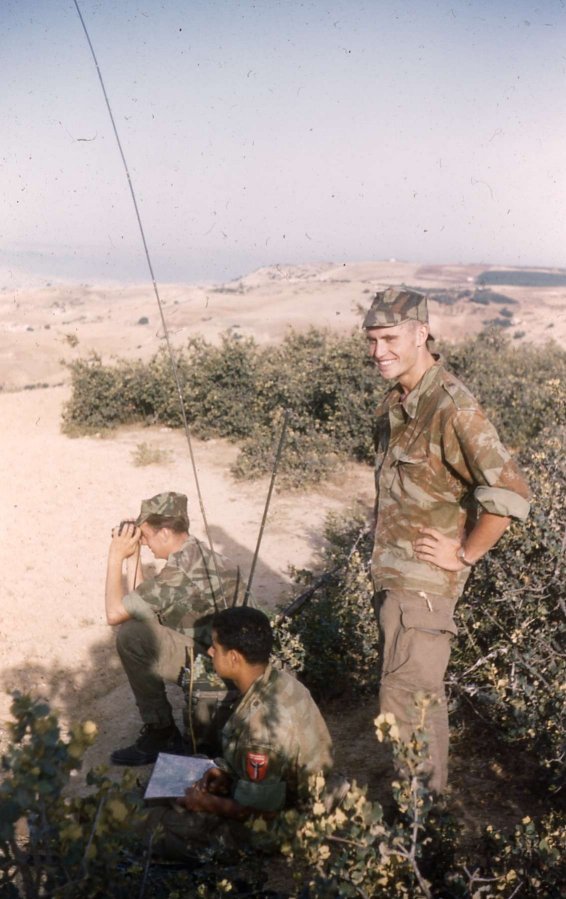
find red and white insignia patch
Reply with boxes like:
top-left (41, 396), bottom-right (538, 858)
top-left (246, 751), bottom-right (269, 782)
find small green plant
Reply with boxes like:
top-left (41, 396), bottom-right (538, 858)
top-left (0, 695), bottom-right (268, 898)
top-left (131, 442), bottom-right (171, 467)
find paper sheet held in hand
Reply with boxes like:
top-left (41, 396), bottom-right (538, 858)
top-left (144, 753), bottom-right (215, 800)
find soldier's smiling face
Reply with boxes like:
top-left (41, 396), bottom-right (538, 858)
top-left (365, 320), bottom-right (427, 389)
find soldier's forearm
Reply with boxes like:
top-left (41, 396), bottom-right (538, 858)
top-left (461, 511), bottom-right (511, 565)
top-left (105, 552), bottom-right (131, 625)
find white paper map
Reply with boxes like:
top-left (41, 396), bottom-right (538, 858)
top-left (144, 753), bottom-right (215, 800)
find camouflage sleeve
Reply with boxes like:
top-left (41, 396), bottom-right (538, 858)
top-left (229, 739), bottom-right (290, 812)
top-left (443, 410), bottom-right (531, 520)
top-left (233, 774), bottom-right (287, 812)
top-left (122, 562), bottom-right (195, 620)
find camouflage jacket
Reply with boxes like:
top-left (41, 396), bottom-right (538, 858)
top-left (372, 361), bottom-right (531, 598)
top-left (218, 664), bottom-right (333, 813)
top-left (122, 536), bottom-right (243, 648)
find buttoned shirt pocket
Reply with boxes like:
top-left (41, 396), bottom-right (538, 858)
top-left (386, 449), bottom-right (430, 497)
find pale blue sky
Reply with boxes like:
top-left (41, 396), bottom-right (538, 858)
top-left (2, 0), bottom-right (565, 283)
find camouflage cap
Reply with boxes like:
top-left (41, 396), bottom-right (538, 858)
top-left (135, 491), bottom-right (189, 527)
top-left (362, 287), bottom-right (429, 329)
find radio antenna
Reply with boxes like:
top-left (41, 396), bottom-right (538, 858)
top-left (73, 0), bottom-right (226, 605)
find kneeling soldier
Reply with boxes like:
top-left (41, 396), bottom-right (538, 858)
top-left (105, 491), bottom-right (243, 765)
top-left (143, 607), bottom-right (334, 859)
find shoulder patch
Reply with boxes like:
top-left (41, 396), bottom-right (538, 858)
top-left (246, 751), bottom-right (269, 781)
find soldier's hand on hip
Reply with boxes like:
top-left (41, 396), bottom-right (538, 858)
top-left (413, 528), bottom-right (467, 572)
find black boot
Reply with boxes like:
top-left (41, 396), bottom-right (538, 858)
top-left (110, 723), bottom-right (184, 766)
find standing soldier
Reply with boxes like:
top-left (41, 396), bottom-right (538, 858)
top-left (105, 491), bottom-right (243, 765)
top-left (363, 288), bottom-right (531, 793)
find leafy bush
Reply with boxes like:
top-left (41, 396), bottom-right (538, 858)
top-left (2, 698), bottom-right (564, 896)
top-left (0, 696), bottom-right (271, 898)
top-left (62, 354), bottom-right (161, 432)
top-left (449, 428), bottom-right (565, 784)
top-left (253, 711), bottom-right (566, 898)
top-left (63, 329), bottom-right (381, 486)
top-left (274, 511), bottom-right (378, 697)
top-left (440, 329), bottom-right (566, 449)
top-left (0, 694), bottom-right (146, 898)
top-left (63, 328), bottom-right (565, 486)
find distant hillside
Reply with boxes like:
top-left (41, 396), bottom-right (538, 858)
top-left (1, 260), bottom-right (564, 390)
top-left (477, 269), bottom-right (566, 288)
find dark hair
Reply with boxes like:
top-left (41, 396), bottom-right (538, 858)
top-left (144, 514), bottom-right (189, 534)
top-left (211, 607), bottom-right (273, 665)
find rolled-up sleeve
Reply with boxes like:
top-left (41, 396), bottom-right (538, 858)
top-left (444, 410), bottom-right (531, 520)
top-left (122, 563), bottom-right (187, 620)
top-left (474, 485), bottom-right (530, 521)
top-left (122, 590), bottom-right (157, 620)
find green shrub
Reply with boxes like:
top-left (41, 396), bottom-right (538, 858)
top-left (0, 694), bottom-right (146, 898)
top-left (179, 334), bottom-right (262, 440)
top-left (63, 329), bottom-right (381, 485)
top-left (253, 711), bottom-right (566, 898)
top-left (63, 328), bottom-right (565, 486)
top-left (0, 696), bottom-right (270, 898)
top-left (3, 697), bottom-right (564, 897)
top-left (273, 511), bottom-right (378, 697)
top-left (449, 428), bottom-right (565, 784)
top-left (62, 354), bottom-right (158, 432)
top-left (131, 442), bottom-right (171, 467)
top-left (440, 329), bottom-right (566, 449)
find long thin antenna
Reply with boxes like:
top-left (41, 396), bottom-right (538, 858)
top-left (243, 410), bottom-right (289, 605)
top-left (73, 0), bottom-right (226, 603)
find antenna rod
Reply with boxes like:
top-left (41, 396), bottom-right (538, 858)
top-left (72, 0), bottom-right (226, 605)
top-left (243, 410), bottom-right (289, 605)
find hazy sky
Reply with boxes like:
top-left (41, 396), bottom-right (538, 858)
top-left (2, 0), bottom-right (565, 284)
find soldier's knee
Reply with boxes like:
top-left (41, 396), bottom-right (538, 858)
top-left (116, 618), bottom-right (158, 659)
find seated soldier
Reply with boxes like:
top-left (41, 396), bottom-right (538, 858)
top-left (142, 607), bottom-right (334, 859)
top-left (105, 491), bottom-right (243, 766)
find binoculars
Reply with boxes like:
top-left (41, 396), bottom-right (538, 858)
top-left (117, 519), bottom-right (137, 536)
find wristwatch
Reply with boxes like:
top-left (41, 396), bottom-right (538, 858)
top-left (456, 546), bottom-right (473, 567)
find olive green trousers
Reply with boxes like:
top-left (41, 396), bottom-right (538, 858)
top-left (373, 589), bottom-right (458, 794)
top-left (116, 618), bottom-right (195, 727)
